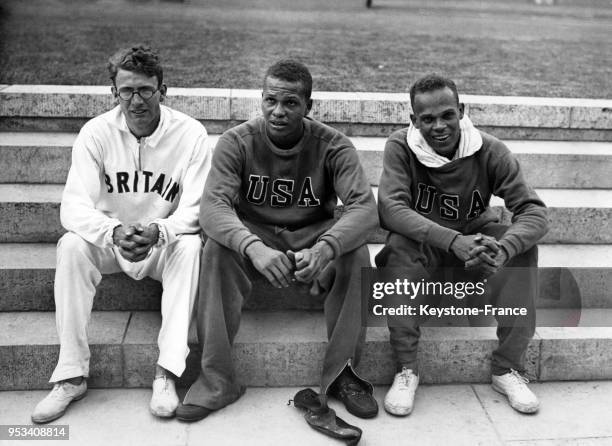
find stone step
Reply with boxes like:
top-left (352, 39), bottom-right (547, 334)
top-left (0, 184), bottom-right (610, 244)
top-left (1, 310), bottom-right (611, 390)
top-left (0, 243), bottom-right (609, 311)
top-left (2, 132), bottom-right (612, 188)
top-left (1, 86), bottom-right (611, 140)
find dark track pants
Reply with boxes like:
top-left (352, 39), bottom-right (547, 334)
top-left (375, 223), bottom-right (537, 376)
top-left (183, 238), bottom-right (371, 409)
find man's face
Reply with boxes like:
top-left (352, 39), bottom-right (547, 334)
top-left (410, 87), bottom-right (464, 158)
top-left (261, 76), bottom-right (312, 149)
top-left (112, 68), bottom-right (166, 138)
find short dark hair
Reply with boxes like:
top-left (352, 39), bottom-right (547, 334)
top-left (264, 59), bottom-right (313, 100)
top-left (410, 74), bottom-right (459, 109)
top-left (107, 45), bottom-right (163, 87)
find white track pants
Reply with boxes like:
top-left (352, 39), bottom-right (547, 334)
top-left (49, 232), bottom-right (201, 383)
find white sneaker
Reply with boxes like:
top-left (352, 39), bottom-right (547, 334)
top-left (491, 369), bottom-right (539, 414)
top-left (384, 368), bottom-right (419, 416)
top-left (150, 375), bottom-right (179, 418)
top-left (31, 379), bottom-right (87, 424)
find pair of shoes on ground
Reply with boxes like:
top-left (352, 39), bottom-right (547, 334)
top-left (384, 367), bottom-right (539, 416)
top-left (31, 379), bottom-right (87, 424)
top-left (31, 373), bottom-right (180, 423)
top-left (294, 388), bottom-right (362, 445)
top-left (328, 369), bottom-right (379, 419)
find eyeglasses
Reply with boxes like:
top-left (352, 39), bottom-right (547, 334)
top-left (116, 87), bottom-right (159, 101)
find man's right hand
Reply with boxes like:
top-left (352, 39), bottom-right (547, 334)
top-left (450, 234), bottom-right (500, 263)
top-left (113, 224), bottom-right (149, 262)
top-left (245, 241), bottom-right (294, 288)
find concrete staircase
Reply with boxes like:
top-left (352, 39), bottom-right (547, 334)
top-left (1, 85), bottom-right (611, 391)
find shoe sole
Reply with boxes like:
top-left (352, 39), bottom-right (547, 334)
top-left (149, 407), bottom-right (176, 418)
top-left (491, 383), bottom-right (539, 414)
top-left (31, 390), bottom-right (87, 424)
top-left (345, 407), bottom-right (378, 419)
top-left (176, 410), bottom-right (212, 422)
top-left (333, 398), bottom-right (378, 419)
top-left (383, 402), bottom-right (412, 417)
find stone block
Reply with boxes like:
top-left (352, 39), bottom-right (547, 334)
top-left (311, 91), bottom-right (362, 123)
top-left (570, 100), bottom-right (612, 129)
top-left (478, 126), bottom-right (612, 142)
top-left (0, 202), bottom-right (64, 242)
top-left (12, 344), bottom-right (61, 389)
top-left (0, 312), bottom-right (128, 389)
top-left (123, 311), bottom-right (162, 387)
top-left (358, 92), bottom-right (411, 124)
top-left (0, 346), bottom-right (15, 390)
top-left (538, 327), bottom-right (612, 380)
top-left (0, 145), bottom-right (70, 184)
top-left (517, 153), bottom-right (612, 189)
top-left (166, 88), bottom-right (231, 120)
top-left (544, 208), bottom-right (612, 244)
top-left (467, 103), bottom-right (570, 129)
top-left (418, 327), bottom-right (538, 383)
top-left (229, 89), bottom-right (261, 121)
top-left (0, 86), bottom-right (113, 118)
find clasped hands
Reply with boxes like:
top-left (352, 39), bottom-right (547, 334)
top-left (450, 233), bottom-right (508, 278)
top-left (245, 240), bottom-right (334, 292)
top-left (112, 223), bottom-right (160, 262)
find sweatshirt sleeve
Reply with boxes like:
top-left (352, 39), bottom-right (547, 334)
top-left (378, 136), bottom-right (460, 251)
top-left (318, 140), bottom-right (378, 257)
top-left (60, 125), bottom-right (122, 248)
top-left (200, 133), bottom-right (262, 255)
top-left (490, 143), bottom-right (549, 259)
top-left (151, 128), bottom-right (212, 245)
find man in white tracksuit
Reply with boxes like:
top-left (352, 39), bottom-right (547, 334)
top-left (31, 45), bottom-right (212, 423)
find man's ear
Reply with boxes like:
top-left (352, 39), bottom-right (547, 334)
top-left (410, 113), bottom-right (418, 127)
top-left (111, 86), bottom-right (118, 103)
top-left (305, 98), bottom-right (313, 116)
top-left (458, 103), bottom-right (465, 119)
top-left (159, 84), bottom-right (167, 102)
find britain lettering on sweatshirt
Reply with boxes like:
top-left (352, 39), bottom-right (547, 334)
top-left (60, 105), bottom-right (212, 248)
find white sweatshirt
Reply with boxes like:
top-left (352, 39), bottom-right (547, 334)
top-left (60, 104), bottom-right (212, 248)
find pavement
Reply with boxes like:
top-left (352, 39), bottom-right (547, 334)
top-left (1, 382), bottom-right (612, 445)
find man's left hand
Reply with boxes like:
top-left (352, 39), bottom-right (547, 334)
top-left (123, 223), bottom-right (159, 262)
top-left (465, 239), bottom-right (508, 277)
top-left (288, 241), bottom-right (334, 284)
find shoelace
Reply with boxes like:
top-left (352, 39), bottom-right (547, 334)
top-left (51, 381), bottom-right (77, 397)
top-left (397, 368), bottom-right (416, 389)
top-left (508, 369), bottom-right (529, 388)
top-left (51, 382), bottom-right (64, 395)
top-left (155, 375), bottom-right (172, 394)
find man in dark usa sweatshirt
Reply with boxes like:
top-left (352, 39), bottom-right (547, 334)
top-left (176, 60), bottom-right (380, 423)
top-left (375, 74), bottom-right (548, 417)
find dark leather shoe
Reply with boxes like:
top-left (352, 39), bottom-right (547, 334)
top-left (294, 388), bottom-right (362, 445)
top-left (329, 375), bottom-right (378, 419)
top-left (175, 403), bottom-right (213, 422)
